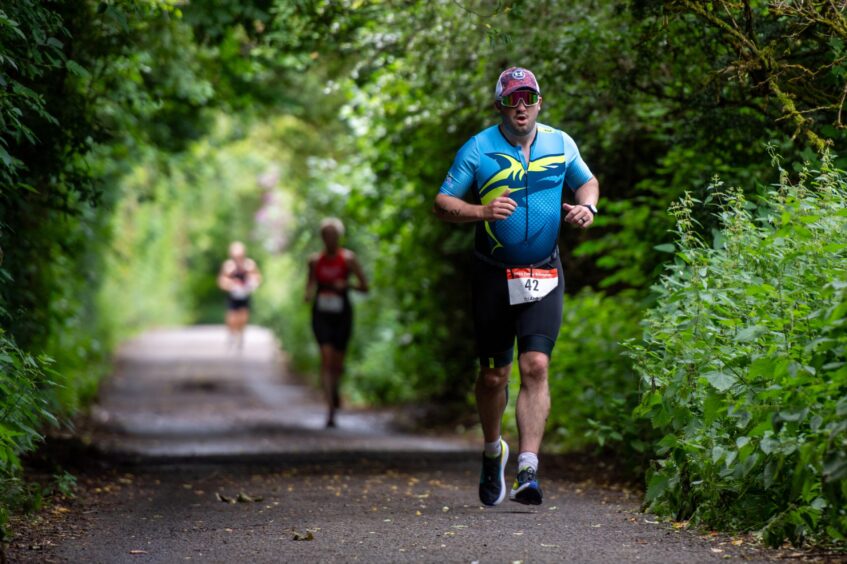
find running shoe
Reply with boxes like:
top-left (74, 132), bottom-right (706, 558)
top-left (479, 439), bottom-right (509, 506)
top-left (510, 467), bottom-right (543, 505)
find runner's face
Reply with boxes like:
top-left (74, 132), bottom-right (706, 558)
top-left (321, 227), bottom-right (340, 250)
top-left (229, 243), bottom-right (246, 261)
top-left (497, 89), bottom-right (542, 138)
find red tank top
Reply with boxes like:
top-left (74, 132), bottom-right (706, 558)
top-left (315, 251), bottom-right (349, 290)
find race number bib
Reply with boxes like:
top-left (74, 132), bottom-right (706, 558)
top-left (316, 293), bottom-right (344, 313)
top-left (506, 268), bottom-right (558, 305)
top-left (230, 286), bottom-right (251, 300)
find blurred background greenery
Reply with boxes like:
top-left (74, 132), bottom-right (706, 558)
top-left (1, 0), bottom-right (845, 547)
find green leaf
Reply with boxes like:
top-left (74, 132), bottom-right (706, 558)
top-left (645, 473), bottom-right (670, 504)
top-left (704, 371), bottom-right (737, 392)
top-left (736, 325), bottom-right (766, 343)
top-left (760, 435), bottom-right (780, 455)
top-left (823, 454), bottom-right (847, 481)
top-left (66, 60), bottom-right (90, 79)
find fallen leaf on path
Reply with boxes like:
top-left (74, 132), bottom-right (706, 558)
top-left (672, 521), bottom-right (688, 529)
top-left (215, 493), bottom-right (235, 504)
top-left (236, 492), bottom-right (263, 503)
top-left (442, 506), bottom-right (450, 512)
top-left (415, 511), bottom-right (422, 516)
top-left (711, 548), bottom-right (724, 553)
top-left (541, 544), bottom-right (559, 548)
top-left (129, 549), bottom-right (148, 555)
top-left (292, 531), bottom-right (314, 541)
top-left (731, 539), bottom-right (743, 546)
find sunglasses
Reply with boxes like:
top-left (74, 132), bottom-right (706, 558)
top-left (499, 90), bottom-right (540, 108)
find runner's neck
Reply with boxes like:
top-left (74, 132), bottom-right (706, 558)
top-left (498, 124), bottom-right (537, 163)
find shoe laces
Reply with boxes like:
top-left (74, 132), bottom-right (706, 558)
top-left (516, 467), bottom-right (537, 484)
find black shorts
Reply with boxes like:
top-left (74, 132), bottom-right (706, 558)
top-left (472, 254), bottom-right (564, 368)
top-left (228, 296), bottom-right (251, 311)
top-left (312, 306), bottom-right (353, 351)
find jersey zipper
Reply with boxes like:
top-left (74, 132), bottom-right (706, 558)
top-left (525, 160), bottom-right (529, 241)
top-left (514, 145), bottom-right (530, 242)
top-left (522, 132), bottom-right (538, 243)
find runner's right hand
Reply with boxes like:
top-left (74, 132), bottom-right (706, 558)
top-left (482, 189), bottom-right (517, 221)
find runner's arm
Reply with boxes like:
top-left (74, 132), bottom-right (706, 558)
top-left (246, 259), bottom-right (262, 290)
top-left (304, 256), bottom-right (318, 302)
top-left (574, 177), bottom-right (599, 208)
top-left (217, 261), bottom-right (234, 292)
top-left (347, 252), bottom-right (369, 293)
top-left (563, 177), bottom-right (600, 228)
top-left (433, 192), bottom-right (517, 223)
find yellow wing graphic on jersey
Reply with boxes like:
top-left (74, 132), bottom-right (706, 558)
top-left (479, 154), bottom-right (526, 196)
top-left (527, 154), bottom-right (566, 172)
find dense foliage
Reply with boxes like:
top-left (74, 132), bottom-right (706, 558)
top-left (1, 0), bottom-right (846, 549)
top-left (630, 156), bottom-right (847, 545)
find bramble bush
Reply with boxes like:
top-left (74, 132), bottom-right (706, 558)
top-left (628, 155), bottom-right (847, 547)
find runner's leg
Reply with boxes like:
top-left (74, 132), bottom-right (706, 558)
top-left (514, 256), bottom-right (563, 454)
top-left (234, 308), bottom-right (249, 348)
top-left (319, 344), bottom-right (336, 425)
top-left (516, 351), bottom-right (550, 454)
top-left (329, 348), bottom-right (345, 409)
top-left (225, 308), bottom-right (238, 346)
top-left (475, 365), bottom-right (511, 443)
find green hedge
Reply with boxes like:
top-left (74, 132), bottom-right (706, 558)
top-left (629, 155), bottom-right (847, 546)
top-left (0, 331), bottom-right (58, 540)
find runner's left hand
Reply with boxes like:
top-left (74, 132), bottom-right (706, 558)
top-left (562, 203), bottom-right (593, 229)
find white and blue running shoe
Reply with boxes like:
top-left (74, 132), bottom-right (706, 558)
top-left (478, 439), bottom-right (509, 506)
top-left (510, 467), bottom-right (543, 505)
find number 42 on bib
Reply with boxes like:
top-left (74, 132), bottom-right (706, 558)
top-left (506, 268), bottom-right (558, 305)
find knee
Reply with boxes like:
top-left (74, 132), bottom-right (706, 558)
top-left (519, 353), bottom-right (549, 384)
top-left (477, 367), bottom-right (510, 391)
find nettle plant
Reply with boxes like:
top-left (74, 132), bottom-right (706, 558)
top-left (628, 154), bottom-right (847, 547)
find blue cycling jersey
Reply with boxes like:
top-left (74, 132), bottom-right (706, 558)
top-left (439, 123), bottom-right (593, 266)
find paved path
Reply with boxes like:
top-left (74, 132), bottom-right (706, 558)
top-left (9, 326), bottom-right (783, 563)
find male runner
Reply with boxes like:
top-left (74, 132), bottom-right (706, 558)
top-left (433, 67), bottom-right (600, 506)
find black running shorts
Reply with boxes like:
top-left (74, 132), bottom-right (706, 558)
top-left (312, 304), bottom-right (353, 351)
top-left (227, 296), bottom-right (250, 311)
top-left (472, 254), bottom-right (564, 369)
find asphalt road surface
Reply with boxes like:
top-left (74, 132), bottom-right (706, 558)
top-left (8, 326), bottom-right (790, 563)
